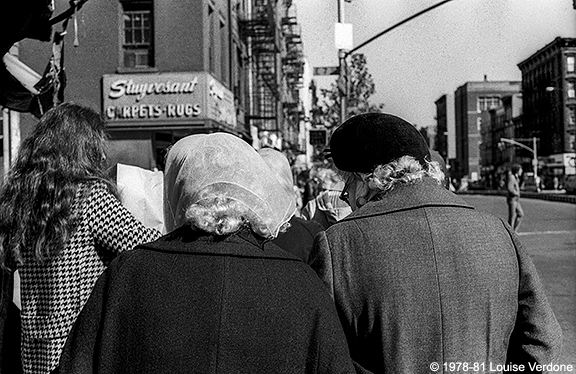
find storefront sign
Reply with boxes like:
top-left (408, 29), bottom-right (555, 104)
top-left (545, 153), bottom-right (576, 175)
top-left (102, 72), bottom-right (237, 128)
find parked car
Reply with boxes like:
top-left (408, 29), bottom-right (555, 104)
top-left (521, 173), bottom-right (540, 192)
top-left (564, 175), bottom-right (576, 194)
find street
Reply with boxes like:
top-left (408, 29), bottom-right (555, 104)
top-left (461, 195), bottom-right (576, 371)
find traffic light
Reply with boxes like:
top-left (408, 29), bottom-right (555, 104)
top-left (309, 129), bottom-right (327, 146)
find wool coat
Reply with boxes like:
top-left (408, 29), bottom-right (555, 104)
top-left (56, 226), bottom-right (358, 374)
top-left (309, 178), bottom-right (562, 374)
top-left (272, 216), bottom-right (324, 262)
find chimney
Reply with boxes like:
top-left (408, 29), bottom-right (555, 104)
top-left (484, 74), bottom-right (488, 81)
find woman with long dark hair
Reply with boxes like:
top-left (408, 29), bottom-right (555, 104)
top-left (0, 103), bottom-right (161, 374)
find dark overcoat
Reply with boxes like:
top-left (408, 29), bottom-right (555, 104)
top-left (310, 178), bottom-right (562, 374)
top-left (56, 226), bottom-right (358, 374)
top-left (273, 216), bottom-right (324, 262)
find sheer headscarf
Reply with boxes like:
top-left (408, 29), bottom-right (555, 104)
top-left (163, 133), bottom-right (296, 236)
top-left (258, 148), bottom-right (294, 192)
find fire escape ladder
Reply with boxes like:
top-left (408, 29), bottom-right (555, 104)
top-left (239, 0), bottom-right (281, 132)
top-left (281, 3), bottom-right (304, 147)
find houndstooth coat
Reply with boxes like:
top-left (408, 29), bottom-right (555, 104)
top-left (18, 181), bottom-right (161, 374)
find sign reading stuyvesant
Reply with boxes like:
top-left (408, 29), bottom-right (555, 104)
top-left (102, 72), bottom-right (236, 128)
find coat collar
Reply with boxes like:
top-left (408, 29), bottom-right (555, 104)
top-left (340, 177), bottom-right (474, 222)
top-left (139, 225), bottom-right (301, 262)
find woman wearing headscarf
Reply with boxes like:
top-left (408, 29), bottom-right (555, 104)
top-left (56, 133), bottom-right (358, 374)
top-left (0, 103), bottom-right (161, 374)
top-left (258, 148), bottom-right (324, 263)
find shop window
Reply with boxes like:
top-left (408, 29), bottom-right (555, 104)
top-left (122, 2), bottom-right (153, 69)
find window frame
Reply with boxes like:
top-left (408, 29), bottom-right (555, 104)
top-left (477, 96), bottom-right (501, 112)
top-left (567, 55), bottom-right (575, 73)
top-left (120, 1), bottom-right (154, 70)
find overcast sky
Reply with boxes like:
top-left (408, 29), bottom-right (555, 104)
top-left (293, 0), bottom-right (576, 128)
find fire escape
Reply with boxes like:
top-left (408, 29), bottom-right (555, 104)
top-left (240, 0), bottom-right (281, 133)
top-left (281, 0), bottom-right (304, 150)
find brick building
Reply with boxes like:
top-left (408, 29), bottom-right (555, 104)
top-left (5, 0), bottom-right (304, 170)
top-left (453, 79), bottom-right (521, 181)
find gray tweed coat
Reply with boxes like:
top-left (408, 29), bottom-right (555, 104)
top-left (310, 178), bottom-right (562, 374)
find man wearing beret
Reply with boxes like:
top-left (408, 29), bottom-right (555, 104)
top-left (309, 112), bottom-right (562, 374)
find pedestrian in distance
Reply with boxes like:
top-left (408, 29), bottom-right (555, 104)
top-left (56, 133), bottom-right (358, 374)
top-left (310, 112), bottom-right (562, 374)
top-left (301, 167), bottom-right (352, 229)
top-left (507, 164), bottom-right (524, 231)
top-left (429, 149), bottom-right (450, 189)
top-left (0, 103), bottom-right (161, 374)
top-left (259, 148), bottom-right (324, 263)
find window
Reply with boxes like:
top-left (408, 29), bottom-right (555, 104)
top-left (477, 96), bottom-right (501, 112)
top-left (569, 107), bottom-right (576, 128)
top-left (208, 5), bottom-right (216, 74)
top-left (233, 43), bottom-right (245, 107)
top-left (567, 55), bottom-right (575, 73)
top-left (568, 81), bottom-right (576, 99)
top-left (122, 3), bottom-right (153, 69)
top-left (220, 18), bottom-right (228, 85)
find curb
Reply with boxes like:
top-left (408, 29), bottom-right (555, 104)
top-left (457, 190), bottom-right (576, 205)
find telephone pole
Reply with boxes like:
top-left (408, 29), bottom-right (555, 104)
top-left (337, 0), bottom-right (347, 125)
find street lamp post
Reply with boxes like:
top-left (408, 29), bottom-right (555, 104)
top-left (337, 0), bottom-right (348, 125)
top-left (334, 0), bottom-right (455, 126)
top-left (498, 137), bottom-right (539, 179)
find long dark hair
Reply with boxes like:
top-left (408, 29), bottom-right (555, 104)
top-left (0, 103), bottom-right (116, 269)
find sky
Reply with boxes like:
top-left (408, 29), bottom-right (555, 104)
top-left (292, 0), bottom-right (576, 129)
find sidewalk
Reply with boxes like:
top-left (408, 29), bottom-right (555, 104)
top-left (457, 189), bottom-right (576, 205)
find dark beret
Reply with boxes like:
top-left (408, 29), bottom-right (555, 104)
top-left (328, 112), bottom-right (431, 173)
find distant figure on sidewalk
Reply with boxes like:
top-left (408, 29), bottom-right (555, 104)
top-left (259, 148), bottom-right (324, 263)
top-left (507, 164), bottom-right (524, 231)
top-left (301, 167), bottom-right (352, 229)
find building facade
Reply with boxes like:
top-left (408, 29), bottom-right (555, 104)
top-left (479, 94), bottom-right (523, 188)
top-left (434, 93), bottom-right (455, 171)
top-left (517, 37), bottom-right (576, 161)
top-left (453, 79), bottom-right (521, 181)
top-left (433, 95), bottom-right (448, 162)
top-left (14, 0), bottom-right (304, 170)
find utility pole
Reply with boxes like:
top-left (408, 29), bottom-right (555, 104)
top-left (334, 0), bottom-right (455, 126)
top-left (337, 0), bottom-right (347, 125)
